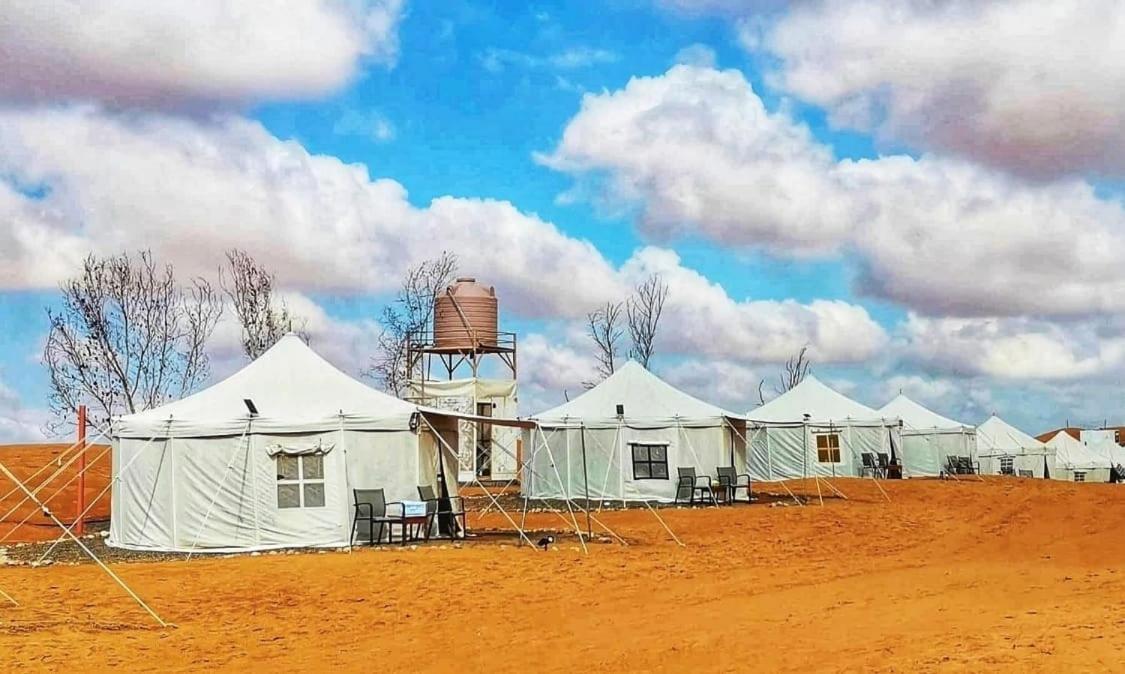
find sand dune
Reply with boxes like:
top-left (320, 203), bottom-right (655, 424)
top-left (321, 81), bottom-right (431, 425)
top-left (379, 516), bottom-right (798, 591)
top-left (1, 478), bottom-right (1124, 672)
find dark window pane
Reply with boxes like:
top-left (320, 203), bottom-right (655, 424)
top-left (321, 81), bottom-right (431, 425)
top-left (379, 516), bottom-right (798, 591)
top-left (302, 455), bottom-right (324, 480)
top-left (652, 445), bottom-right (666, 461)
top-left (635, 463), bottom-right (651, 479)
top-left (277, 483), bottom-right (301, 508)
top-left (304, 483), bottom-right (325, 507)
top-left (632, 445), bottom-right (644, 462)
top-left (653, 464), bottom-right (668, 479)
top-left (277, 456), bottom-right (299, 481)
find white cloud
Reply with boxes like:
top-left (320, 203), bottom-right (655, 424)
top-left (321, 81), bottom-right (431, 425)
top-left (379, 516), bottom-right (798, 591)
top-left (662, 358), bottom-right (760, 412)
top-left (0, 1), bottom-right (404, 107)
top-left (621, 247), bottom-right (887, 363)
top-left (517, 332), bottom-right (602, 414)
top-left (0, 106), bottom-right (624, 319)
top-left (548, 47), bottom-right (619, 70)
top-left (0, 376), bottom-right (46, 443)
top-left (333, 109), bottom-right (396, 143)
top-left (750, 0), bottom-right (1125, 178)
top-left (479, 46), bottom-right (617, 73)
top-left (542, 65), bottom-right (1125, 317)
top-left (672, 44), bottom-right (718, 69)
top-left (900, 314), bottom-right (1125, 381)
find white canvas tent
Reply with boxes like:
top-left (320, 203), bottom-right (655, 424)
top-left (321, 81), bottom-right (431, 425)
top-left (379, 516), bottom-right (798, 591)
top-left (747, 376), bottom-right (901, 481)
top-left (877, 394), bottom-right (975, 477)
top-left (524, 361), bottom-right (747, 503)
top-left (109, 334), bottom-right (466, 553)
top-left (1045, 431), bottom-right (1111, 483)
top-left (408, 378), bottom-right (519, 482)
top-left (975, 415), bottom-right (1056, 478)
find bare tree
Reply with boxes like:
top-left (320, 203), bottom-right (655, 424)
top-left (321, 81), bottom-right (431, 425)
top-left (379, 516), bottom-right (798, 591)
top-left (757, 345), bottom-right (812, 405)
top-left (626, 274), bottom-right (669, 369)
top-left (583, 301), bottom-right (624, 387)
top-left (43, 250), bottom-right (222, 432)
top-left (368, 252), bottom-right (459, 396)
top-left (221, 249), bottom-right (304, 360)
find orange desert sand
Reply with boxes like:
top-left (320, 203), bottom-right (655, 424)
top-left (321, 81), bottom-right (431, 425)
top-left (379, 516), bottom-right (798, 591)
top-left (2, 476), bottom-right (1124, 672)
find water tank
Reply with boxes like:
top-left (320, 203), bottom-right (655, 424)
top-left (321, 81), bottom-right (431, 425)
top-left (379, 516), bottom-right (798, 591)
top-left (433, 277), bottom-right (499, 349)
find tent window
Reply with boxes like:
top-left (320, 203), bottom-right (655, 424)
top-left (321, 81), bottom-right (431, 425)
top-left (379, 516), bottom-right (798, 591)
top-left (1074, 471), bottom-right (1086, 483)
top-left (999, 456), bottom-right (1014, 475)
top-left (631, 444), bottom-right (669, 480)
top-left (815, 434), bottom-right (841, 463)
top-left (276, 454), bottom-right (326, 509)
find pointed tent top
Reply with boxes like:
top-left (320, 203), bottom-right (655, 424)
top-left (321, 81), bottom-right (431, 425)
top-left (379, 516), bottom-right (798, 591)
top-left (532, 360), bottom-right (741, 426)
top-left (115, 333), bottom-right (417, 437)
top-left (1046, 430), bottom-right (1111, 470)
top-left (748, 375), bottom-right (883, 424)
top-left (877, 393), bottom-right (969, 431)
top-left (975, 415), bottom-right (1045, 452)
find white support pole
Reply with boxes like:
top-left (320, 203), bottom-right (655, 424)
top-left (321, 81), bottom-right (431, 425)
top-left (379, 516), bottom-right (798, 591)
top-left (420, 414), bottom-right (538, 549)
top-left (36, 429), bottom-right (165, 564)
top-left (597, 424), bottom-right (620, 513)
top-left (0, 458), bottom-right (169, 628)
top-left (185, 424), bottom-right (252, 559)
top-left (0, 425), bottom-right (112, 538)
top-left (534, 424), bottom-right (589, 554)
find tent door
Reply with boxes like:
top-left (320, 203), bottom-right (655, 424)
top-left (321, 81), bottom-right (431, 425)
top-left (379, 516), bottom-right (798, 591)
top-left (475, 402), bottom-right (493, 480)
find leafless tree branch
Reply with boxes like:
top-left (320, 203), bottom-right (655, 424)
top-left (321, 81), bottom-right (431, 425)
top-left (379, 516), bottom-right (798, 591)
top-left (583, 301), bottom-right (624, 388)
top-left (220, 249), bottom-right (305, 360)
top-left (367, 252), bottom-right (459, 396)
top-left (757, 345), bottom-right (812, 406)
top-left (43, 250), bottom-right (221, 433)
top-left (626, 274), bottom-right (669, 369)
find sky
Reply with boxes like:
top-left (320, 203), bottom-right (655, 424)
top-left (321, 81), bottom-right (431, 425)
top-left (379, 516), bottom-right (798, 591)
top-left (3, 0), bottom-right (1125, 441)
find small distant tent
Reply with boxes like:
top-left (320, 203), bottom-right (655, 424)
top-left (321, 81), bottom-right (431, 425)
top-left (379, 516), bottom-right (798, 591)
top-left (877, 394), bottom-right (975, 477)
top-left (110, 334), bottom-right (469, 553)
top-left (524, 361), bottom-right (747, 502)
top-left (975, 415), bottom-right (1057, 478)
top-left (1045, 431), bottom-right (1111, 483)
top-left (746, 376), bottom-right (901, 481)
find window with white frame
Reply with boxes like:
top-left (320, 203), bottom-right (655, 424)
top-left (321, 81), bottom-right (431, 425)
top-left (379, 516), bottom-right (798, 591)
top-left (1074, 471), bottom-right (1086, 483)
top-left (276, 454), bottom-right (326, 508)
top-left (815, 434), bottom-right (841, 463)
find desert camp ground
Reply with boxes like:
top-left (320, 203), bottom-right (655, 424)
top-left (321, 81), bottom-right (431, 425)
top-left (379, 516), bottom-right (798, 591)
top-left (4, 336), bottom-right (1125, 671)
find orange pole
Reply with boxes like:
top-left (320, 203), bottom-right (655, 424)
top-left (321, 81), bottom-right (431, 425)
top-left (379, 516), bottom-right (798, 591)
top-left (75, 405), bottom-right (87, 536)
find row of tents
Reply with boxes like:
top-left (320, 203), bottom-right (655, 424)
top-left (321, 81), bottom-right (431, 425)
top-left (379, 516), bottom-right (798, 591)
top-left (103, 334), bottom-right (1120, 554)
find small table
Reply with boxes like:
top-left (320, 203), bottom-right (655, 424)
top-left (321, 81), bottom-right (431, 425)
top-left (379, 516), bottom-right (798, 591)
top-left (399, 515), bottom-right (430, 545)
top-left (713, 483), bottom-right (733, 504)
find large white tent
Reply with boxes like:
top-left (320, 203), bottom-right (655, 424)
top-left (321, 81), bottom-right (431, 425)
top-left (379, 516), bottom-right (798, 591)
top-left (110, 334), bottom-right (464, 553)
top-left (524, 361), bottom-right (747, 503)
top-left (975, 415), bottom-right (1056, 478)
top-left (1045, 431), bottom-right (1111, 483)
top-left (877, 394), bottom-right (975, 477)
top-left (746, 376), bottom-right (901, 481)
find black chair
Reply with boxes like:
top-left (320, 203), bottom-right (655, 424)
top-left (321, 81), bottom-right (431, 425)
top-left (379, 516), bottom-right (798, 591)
top-left (716, 466), bottom-right (751, 504)
top-left (957, 456), bottom-right (980, 475)
top-left (876, 453), bottom-right (890, 479)
top-left (860, 453), bottom-right (879, 478)
top-left (418, 485), bottom-right (467, 539)
top-left (675, 467), bottom-right (716, 506)
top-left (352, 488), bottom-right (403, 545)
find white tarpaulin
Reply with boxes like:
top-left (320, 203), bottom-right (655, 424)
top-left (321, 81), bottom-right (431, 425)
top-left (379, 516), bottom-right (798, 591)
top-left (746, 376), bottom-right (902, 481)
top-left (408, 378), bottom-right (519, 481)
top-left (1045, 431), bottom-right (1111, 482)
top-left (975, 415), bottom-right (1057, 479)
top-left (524, 361), bottom-right (746, 502)
top-left (109, 334), bottom-right (461, 553)
top-left (877, 394), bottom-right (975, 477)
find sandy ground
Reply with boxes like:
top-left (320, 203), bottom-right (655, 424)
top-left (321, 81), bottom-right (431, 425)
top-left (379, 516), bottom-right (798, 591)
top-left (2, 477), bottom-right (1125, 672)
top-left (0, 444), bottom-right (112, 543)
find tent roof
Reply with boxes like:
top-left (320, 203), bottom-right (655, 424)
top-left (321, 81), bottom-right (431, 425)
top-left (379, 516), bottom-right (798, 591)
top-left (877, 394), bottom-right (970, 431)
top-left (531, 361), bottom-right (741, 427)
top-left (1045, 431), bottom-right (1110, 470)
top-left (747, 375), bottom-right (887, 424)
top-left (975, 415), bottom-right (1047, 454)
top-left (115, 334), bottom-right (417, 437)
